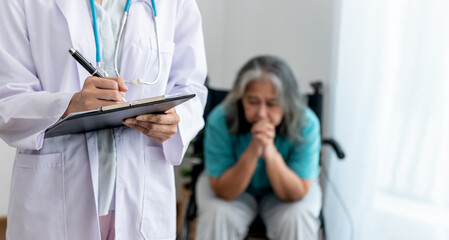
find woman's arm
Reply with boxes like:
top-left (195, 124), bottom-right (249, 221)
top-left (265, 108), bottom-right (321, 202)
top-left (253, 119), bottom-right (312, 202)
top-left (209, 139), bottom-right (260, 201)
top-left (208, 118), bottom-right (311, 201)
top-left (264, 147), bottom-right (311, 202)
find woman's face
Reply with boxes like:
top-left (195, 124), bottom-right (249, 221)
top-left (241, 79), bottom-right (283, 126)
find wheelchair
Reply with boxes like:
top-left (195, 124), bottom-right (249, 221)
top-left (179, 81), bottom-right (345, 240)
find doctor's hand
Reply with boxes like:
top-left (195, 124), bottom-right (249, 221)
top-left (62, 76), bottom-right (128, 118)
top-left (123, 108), bottom-right (180, 143)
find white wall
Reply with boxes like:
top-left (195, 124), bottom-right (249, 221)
top-left (197, 0), bottom-right (336, 93)
top-left (0, 141), bottom-right (15, 216)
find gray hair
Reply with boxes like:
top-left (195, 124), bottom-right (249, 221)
top-left (222, 55), bottom-right (307, 142)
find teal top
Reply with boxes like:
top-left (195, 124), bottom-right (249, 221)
top-left (204, 104), bottom-right (321, 198)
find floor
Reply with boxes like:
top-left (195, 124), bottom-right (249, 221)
top-left (0, 217), bottom-right (6, 240)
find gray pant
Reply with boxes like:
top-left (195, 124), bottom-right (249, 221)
top-left (195, 172), bottom-right (322, 240)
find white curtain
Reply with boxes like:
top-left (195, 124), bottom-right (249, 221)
top-left (323, 0), bottom-right (449, 239)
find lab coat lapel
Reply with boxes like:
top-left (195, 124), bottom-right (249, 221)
top-left (55, 0), bottom-right (96, 89)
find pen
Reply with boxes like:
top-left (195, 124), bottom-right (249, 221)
top-left (68, 48), bottom-right (126, 102)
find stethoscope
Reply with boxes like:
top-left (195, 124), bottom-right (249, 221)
top-left (89, 0), bottom-right (161, 85)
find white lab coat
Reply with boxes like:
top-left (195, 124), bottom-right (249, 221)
top-left (0, 0), bottom-right (207, 239)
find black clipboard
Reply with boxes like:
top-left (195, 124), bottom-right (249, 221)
top-left (44, 94), bottom-right (195, 138)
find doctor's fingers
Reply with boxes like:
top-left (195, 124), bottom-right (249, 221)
top-left (78, 97), bottom-right (121, 110)
top-left (135, 112), bottom-right (180, 125)
top-left (84, 76), bottom-right (123, 91)
top-left (125, 119), bottom-right (178, 134)
top-left (123, 122), bottom-right (176, 142)
top-left (105, 76), bottom-right (128, 92)
top-left (81, 88), bottom-right (124, 102)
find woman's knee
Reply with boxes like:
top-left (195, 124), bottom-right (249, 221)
top-left (199, 198), bottom-right (236, 217)
top-left (285, 203), bottom-right (316, 224)
top-left (266, 202), bottom-right (320, 239)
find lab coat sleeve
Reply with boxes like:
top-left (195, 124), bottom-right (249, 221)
top-left (162, 0), bottom-right (208, 165)
top-left (0, 1), bottom-right (73, 150)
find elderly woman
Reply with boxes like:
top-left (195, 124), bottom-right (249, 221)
top-left (195, 56), bottom-right (322, 240)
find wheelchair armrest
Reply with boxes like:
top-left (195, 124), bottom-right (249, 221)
top-left (322, 138), bottom-right (345, 159)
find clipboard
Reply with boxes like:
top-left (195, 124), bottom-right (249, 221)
top-left (44, 93), bottom-right (196, 138)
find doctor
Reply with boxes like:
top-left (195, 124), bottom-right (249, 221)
top-left (0, 0), bottom-right (207, 239)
